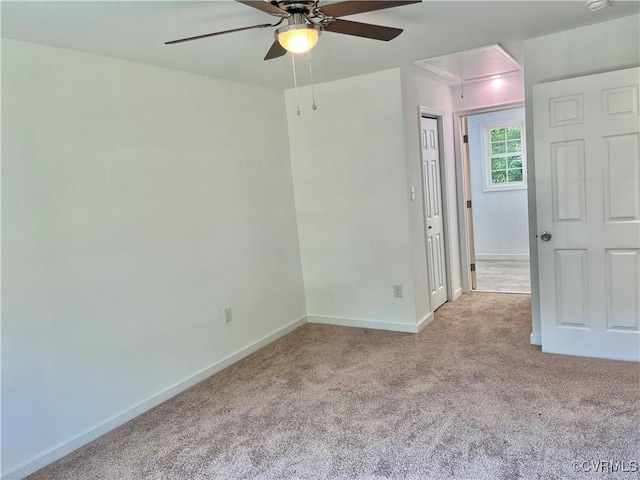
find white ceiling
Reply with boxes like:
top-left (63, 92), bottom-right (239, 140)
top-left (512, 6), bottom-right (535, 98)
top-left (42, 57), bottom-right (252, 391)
top-left (414, 44), bottom-right (522, 84)
top-left (2, 1), bottom-right (639, 90)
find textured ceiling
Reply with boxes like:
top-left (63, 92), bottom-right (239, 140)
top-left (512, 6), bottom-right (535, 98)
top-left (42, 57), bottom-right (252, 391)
top-left (414, 44), bottom-right (522, 85)
top-left (2, 1), bottom-right (639, 89)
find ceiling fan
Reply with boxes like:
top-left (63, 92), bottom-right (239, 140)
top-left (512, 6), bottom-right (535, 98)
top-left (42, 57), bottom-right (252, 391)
top-left (165, 1), bottom-right (422, 60)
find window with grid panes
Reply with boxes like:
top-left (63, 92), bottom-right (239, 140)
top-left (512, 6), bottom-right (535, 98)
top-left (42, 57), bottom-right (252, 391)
top-left (484, 123), bottom-right (526, 191)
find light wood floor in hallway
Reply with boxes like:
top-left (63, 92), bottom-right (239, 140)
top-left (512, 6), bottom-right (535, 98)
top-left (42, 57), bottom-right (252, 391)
top-left (29, 293), bottom-right (639, 480)
top-left (475, 259), bottom-right (531, 293)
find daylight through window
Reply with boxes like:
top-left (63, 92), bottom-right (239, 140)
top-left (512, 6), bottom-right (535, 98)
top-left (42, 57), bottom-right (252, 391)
top-left (487, 124), bottom-right (525, 187)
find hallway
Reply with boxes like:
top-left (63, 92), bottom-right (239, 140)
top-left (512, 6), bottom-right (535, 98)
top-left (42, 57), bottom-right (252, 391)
top-left (475, 259), bottom-right (531, 293)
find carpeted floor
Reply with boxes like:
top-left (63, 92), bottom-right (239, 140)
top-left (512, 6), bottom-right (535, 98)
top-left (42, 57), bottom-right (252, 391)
top-left (28, 293), bottom-right (639, 480)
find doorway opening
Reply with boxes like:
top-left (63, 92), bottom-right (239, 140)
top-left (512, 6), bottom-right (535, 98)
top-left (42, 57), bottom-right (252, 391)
top-left (459, 106), bottom-right (531, 294)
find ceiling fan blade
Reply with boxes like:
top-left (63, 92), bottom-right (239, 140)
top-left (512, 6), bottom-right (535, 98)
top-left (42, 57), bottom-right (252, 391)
top-left (318, 0), bottom-right (421, 18)
top-left (236, 0), bottom-right (291, 17)
top-left (165, 23), bottom-right (272, 44)
top-left (264, 40), bottom-right (287, 60)
top-left (323, 19), bottom-right (402, 41)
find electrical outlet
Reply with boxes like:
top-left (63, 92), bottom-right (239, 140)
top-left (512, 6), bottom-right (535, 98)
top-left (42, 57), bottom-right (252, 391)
top-left (224, 307), bottom-right (232, 324)
top-left (393, 285), bottom-right (403, 298)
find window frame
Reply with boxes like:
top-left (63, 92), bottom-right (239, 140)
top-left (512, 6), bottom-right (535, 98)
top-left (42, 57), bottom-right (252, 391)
top-left (482, 121), bottom-right (527, 192)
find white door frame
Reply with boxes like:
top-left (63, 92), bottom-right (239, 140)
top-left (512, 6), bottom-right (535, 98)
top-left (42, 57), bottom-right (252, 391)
top-left (418, 107), bottom-right (454, 302)
top-left (452, 102), bottom-right (525, 294)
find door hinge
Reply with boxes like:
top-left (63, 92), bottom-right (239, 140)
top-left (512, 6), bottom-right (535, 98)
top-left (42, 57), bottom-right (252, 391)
top-left (470, 263), bottom-right (476, 272)
top-left (463, 134), bottom-right (469, 143)
top-left (466, 200), bottom-right (472, 208)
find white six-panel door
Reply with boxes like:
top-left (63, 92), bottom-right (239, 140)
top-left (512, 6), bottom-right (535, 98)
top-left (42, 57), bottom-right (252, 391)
top-left (533, 67), bottom-right (640, 361)
top-left (421, 116), bottom-right (448, 311)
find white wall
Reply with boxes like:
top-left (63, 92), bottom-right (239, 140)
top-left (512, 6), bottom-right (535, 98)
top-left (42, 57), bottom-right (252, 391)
top-left (399, 66), bottom-right (462, 321)
top-left (467, 108), bottom-right (529, 259)
top-left (285, 67), bottom-right (461, 331)
top-left (524, 14), bottom-right (640, 344)
top-left (285, 69), bottom-right (419, 331)
top-left (1, 39), bottom-right (306, 478)
top-left (452, 73), bottom-right (525, 112)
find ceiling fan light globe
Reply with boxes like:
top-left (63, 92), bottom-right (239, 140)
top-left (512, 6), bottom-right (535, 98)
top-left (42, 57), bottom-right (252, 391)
top-left (276, 25), bottom-right (320, 54)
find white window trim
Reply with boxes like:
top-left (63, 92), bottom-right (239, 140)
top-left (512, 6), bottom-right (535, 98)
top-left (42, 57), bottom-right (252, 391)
top-left (481, 121), bottom-right (527, 192)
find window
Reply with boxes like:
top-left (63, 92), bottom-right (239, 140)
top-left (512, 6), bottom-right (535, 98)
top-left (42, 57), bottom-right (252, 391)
top-left (483, 123), bottom-right (526, 191)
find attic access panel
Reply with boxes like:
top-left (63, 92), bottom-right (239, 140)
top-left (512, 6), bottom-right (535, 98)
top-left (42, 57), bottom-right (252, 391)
top-left (414, 44), bottom-right (522, 84)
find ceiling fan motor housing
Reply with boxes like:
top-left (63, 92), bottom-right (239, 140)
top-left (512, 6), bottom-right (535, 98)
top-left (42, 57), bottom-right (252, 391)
top-left (277, 1), bottom-right (317, 14)
top-left (277, 2), bottom-right (331, 26)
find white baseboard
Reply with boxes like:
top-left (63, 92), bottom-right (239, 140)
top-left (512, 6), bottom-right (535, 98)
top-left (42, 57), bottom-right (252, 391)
top-left (452, 287), bottom-right (463, 301)
top-left (416, 312), bottom-right (434, 332)
top-left (1, 316), bottom-right (307, 480)
top-left (307, 315), bottom-right (421, 333)
top-left (475, 254), bottom-right (530, 261)
top-left (530, 332), bottom-right (542, 346)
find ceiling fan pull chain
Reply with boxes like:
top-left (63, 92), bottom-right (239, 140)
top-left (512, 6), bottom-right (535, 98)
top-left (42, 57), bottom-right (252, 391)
top-left (291, 52), bottom-right (301, 116)
top-left (308, 49), bottom-right (317, 111)
top-left (460, 62), bottom-right (465, 99)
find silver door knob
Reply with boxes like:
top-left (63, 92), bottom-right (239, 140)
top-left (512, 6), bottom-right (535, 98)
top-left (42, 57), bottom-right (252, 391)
top-left (540, 231), bottom-right (552, 242)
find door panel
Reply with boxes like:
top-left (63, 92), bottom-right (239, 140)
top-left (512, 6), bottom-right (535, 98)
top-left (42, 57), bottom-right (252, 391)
top-left (551, 140), bottom-right (586, 223)
top-left (533, 67), bottom-right (640, 361)
top-left (605, 249), bottom-right (640, 332)
top-left (554, 249), bottom-right (589, 328)
top-left (604, 133), bottom-right (639, 222)
top-left (427, 237), bottom-right (436, 297)
top-left (421, 116), bottom-right (448, 311)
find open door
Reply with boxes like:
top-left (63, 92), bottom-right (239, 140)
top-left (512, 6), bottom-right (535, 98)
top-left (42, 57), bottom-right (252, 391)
top-left (460, 117), bottom-right (477, 290)
top-left (533, 67), bottom-right (640, 361)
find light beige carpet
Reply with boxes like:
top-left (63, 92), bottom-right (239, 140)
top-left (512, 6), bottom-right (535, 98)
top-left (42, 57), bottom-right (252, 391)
top-left (28, 293), bottom-right (639, 479)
